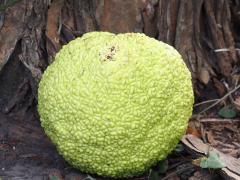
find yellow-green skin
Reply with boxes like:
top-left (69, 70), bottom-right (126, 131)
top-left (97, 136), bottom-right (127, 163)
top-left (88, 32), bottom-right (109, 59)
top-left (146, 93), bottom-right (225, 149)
top-left (38, 32), bottom-right (194, 178)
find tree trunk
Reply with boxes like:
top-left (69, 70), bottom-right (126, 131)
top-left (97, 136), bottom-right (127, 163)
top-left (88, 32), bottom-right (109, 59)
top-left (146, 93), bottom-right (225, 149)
top-left (0, 0), bottom-right (239, 179)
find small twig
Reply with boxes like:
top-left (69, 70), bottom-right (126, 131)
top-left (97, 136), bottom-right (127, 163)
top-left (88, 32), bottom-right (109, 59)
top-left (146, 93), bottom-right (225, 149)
top-left (214, 48), bottom-right (240, 52)
top-left (198, 84), bottom-right (240, 114)
top-left (199, 118), bottom-right (240, 123)
top-left (194, 99), bottom-right (219, 107)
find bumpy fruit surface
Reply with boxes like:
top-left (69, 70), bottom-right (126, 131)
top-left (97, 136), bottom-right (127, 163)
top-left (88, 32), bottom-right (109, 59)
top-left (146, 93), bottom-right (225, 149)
top-left (38, 32), bottom-right (194, 178)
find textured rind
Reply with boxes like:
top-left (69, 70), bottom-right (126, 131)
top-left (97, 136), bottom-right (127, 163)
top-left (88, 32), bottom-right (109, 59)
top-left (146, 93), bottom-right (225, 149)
top-left (38, 32), bottom-right (194, 178)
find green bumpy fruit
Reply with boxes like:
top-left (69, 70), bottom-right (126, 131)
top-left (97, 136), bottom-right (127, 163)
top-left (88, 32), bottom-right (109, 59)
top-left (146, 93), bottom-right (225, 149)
top-left (38, 32), bottom-right (194, 178)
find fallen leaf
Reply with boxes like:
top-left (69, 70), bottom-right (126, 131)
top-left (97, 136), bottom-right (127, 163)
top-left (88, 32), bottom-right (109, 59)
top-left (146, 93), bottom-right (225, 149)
top-left (212, 77), bottom-right (226, 96)
top-left (218, 105), bottom-right (237, 118)
top-left (187, 120), bottom-right (202, 138)
top-left (204, 131), bottom-right (215, 145)
top-left (187, 126), bottom-right (201, 138)
top-left (200, 151), bottom-right (226, 169)
top-left (181, 135), bottom-right (240, 179)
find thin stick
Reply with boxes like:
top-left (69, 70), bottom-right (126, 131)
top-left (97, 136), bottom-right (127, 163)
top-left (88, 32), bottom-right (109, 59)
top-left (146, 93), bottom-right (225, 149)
top-left (194, 99), bottom-right (219, 107)
top-left (199, 84), bottom-right (240, 114)
top-left (199, 118), bottom-right (240, 123)
top-left (214, 48), bottom-right (240, 52)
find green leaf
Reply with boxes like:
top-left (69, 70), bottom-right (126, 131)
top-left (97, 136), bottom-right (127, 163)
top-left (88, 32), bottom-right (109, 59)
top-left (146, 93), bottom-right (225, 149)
top-left (200, 152), bottom-right (226, 169)
top-left (218, 105), bottom-right (237, 118)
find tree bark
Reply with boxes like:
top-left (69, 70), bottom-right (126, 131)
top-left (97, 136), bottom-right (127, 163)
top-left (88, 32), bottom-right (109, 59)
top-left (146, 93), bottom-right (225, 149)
top-left (0, 0), bottom-right (239, 179)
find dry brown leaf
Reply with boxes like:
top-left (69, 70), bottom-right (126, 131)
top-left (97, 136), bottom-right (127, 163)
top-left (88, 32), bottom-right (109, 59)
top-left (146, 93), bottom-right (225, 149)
top-left (222, 167), bottom-right (240, 180)
top-left (205, 131), bottom-right (217, 146)
top-left (181, 134), bottom-right (240, 179)
top-left (187, 120), bottom-right (202, 138)
top-left (212, 77), bottom-right (227, 96)
top-left (187, 126), bottom-right (202, 138)
top-left (200, 118), bottom-right (240, 159)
